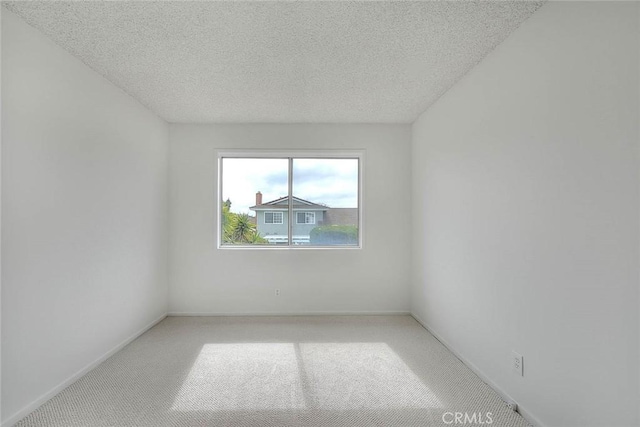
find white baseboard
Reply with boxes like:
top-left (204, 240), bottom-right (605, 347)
top-left (167, 310), bottom-right (410, 317)
top-left (2, 313), bottom-right (167, 427)
top-left (409, 312), bottom-right (546, 427)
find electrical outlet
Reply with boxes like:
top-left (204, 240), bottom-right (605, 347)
top-left (512, 351), bottom-right (523, 376)
top-left (275, 289), bottom-right (280, 296)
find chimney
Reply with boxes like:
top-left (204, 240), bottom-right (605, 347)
top-left (256, 191), bottom-right (262, 206)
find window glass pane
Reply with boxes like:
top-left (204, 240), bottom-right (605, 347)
top-left (221, 158), bottom-right (288, 245)
top-left (265, 212), bottom-right (283, 224)
top-left (305, 212), bottom-right (315, 224)
top-left (292, 158), bottom-right (359, 246)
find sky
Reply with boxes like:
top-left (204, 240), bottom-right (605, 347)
top-left (222, 158), bottom-right (359, 214)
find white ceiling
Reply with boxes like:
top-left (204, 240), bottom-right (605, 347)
top-left (4, 1), bottom-right (544, 123)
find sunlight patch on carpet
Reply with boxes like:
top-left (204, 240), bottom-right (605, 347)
top-left (171, 343), bottom-right (307, 411)
top-left (299, 343), bottom-right (442, 410)
top-left (171, 342), bottom-right (442, 412)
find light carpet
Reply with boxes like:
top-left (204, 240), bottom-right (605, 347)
top-left (16, 316), bottom-right (530, 426)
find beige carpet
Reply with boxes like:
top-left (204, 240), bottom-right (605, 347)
top-left (16, 316), bottom-right (530, 427)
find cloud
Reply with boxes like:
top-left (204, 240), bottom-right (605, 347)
top-left (293, 159), bottom-right (358, 207)
top-left (222, 158), bottom-right (358, 214)
top-left (263, 170), bottom-right (289, 187)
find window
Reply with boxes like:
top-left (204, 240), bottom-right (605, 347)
top-left (265, 212), bottom-right (283, 224)
top-left (296, 212), bottom-right (315, 225)
top-left (219, 151), bottom-right (362, 248)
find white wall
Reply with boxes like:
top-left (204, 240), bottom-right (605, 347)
top-left (1, 10), bottom-right (169, 424)
top-left (0, 5), bottom-right (3, 425)
top-left (169, 124), bottom-right (411, 315)
top-left (411, 2), bottom-right (639, 427)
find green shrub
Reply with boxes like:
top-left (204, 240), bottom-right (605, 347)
top-left (310, 225), bottom-right (358, 245)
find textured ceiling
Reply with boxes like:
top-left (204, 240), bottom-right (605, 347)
top-left (3, 1), bottom-right (544, 123)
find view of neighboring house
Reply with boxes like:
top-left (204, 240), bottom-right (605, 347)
top-left (249, 192), bottom-right (357, 244)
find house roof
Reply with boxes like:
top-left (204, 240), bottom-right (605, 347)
top-left (323, 208), bottom-right (358, 226)
top-left (250, 195), bottom-right (328, 211)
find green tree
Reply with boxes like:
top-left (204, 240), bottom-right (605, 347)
top-left (221, 200), bottom-right (267, 244)
top-left (221, 199), bottom-right (232, 233)
top-left (227, 213), bottom-right (255, 243)
top-left (310, 225), bottom-right (358, 245)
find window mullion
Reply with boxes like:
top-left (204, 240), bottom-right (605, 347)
top-left (287, 157), bottom-right (293, 246)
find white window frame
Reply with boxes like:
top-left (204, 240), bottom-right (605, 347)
top-left (265, 211), bottom-right (284, 224)
top-left (296, 212), bottom-right (315, 225)
top-left (217, 149), bottom-right (364, 249)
